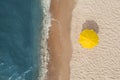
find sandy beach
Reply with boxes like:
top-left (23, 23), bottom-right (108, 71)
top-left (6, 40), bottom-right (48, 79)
top-left (47, 0), bottom-right (120, 80)
top-left (47, 0), bottom-right (75, 80)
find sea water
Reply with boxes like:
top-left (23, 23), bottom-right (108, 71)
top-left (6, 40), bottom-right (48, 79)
top-left (0, 0), bottom-right (50, 80)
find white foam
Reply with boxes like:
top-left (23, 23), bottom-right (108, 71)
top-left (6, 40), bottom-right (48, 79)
top-left (38, 0), bottom-right (51, 80)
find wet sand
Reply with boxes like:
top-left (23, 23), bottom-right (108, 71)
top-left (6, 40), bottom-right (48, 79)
top-left (47, 0), bottom-right (75, 80)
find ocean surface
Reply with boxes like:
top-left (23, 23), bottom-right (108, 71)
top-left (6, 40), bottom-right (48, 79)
top-left (0, 0), bottom-right (50, 80)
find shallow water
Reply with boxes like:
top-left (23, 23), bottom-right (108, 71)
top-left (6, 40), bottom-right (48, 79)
top-left (0, 0), bottom-right (45, 80)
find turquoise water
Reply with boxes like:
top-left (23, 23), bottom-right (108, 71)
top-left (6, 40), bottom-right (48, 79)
top-left (0, 0), bottom-right (44, 80)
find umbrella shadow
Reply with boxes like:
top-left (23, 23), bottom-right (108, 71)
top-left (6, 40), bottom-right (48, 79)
top-left (82, 20), bottom-right (99, 33)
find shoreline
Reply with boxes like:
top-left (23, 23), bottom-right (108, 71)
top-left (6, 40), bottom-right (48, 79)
top-left (47, 0), bottom-right (75, 80)
top-left (39, 0), bottom-right (51, 80)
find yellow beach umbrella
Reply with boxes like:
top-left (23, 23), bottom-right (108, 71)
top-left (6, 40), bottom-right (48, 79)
top-left (78, 29), bottom-right (99, 49)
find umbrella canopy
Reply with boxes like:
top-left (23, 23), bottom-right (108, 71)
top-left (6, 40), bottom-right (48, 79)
top-left (78, 29), bottom-right (99, 49)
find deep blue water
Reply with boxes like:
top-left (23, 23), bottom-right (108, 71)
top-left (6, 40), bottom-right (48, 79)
top-left (0, 0), bottom-right (43, 80)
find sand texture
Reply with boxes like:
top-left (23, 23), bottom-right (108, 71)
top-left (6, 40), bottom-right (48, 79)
top-left (71, 0), bottom-right (120, 80)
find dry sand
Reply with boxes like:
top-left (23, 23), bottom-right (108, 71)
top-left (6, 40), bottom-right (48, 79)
top-left (71, 0), bottom-right (120, 80)
top-left (47, 0), bottom-right (75, 80)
